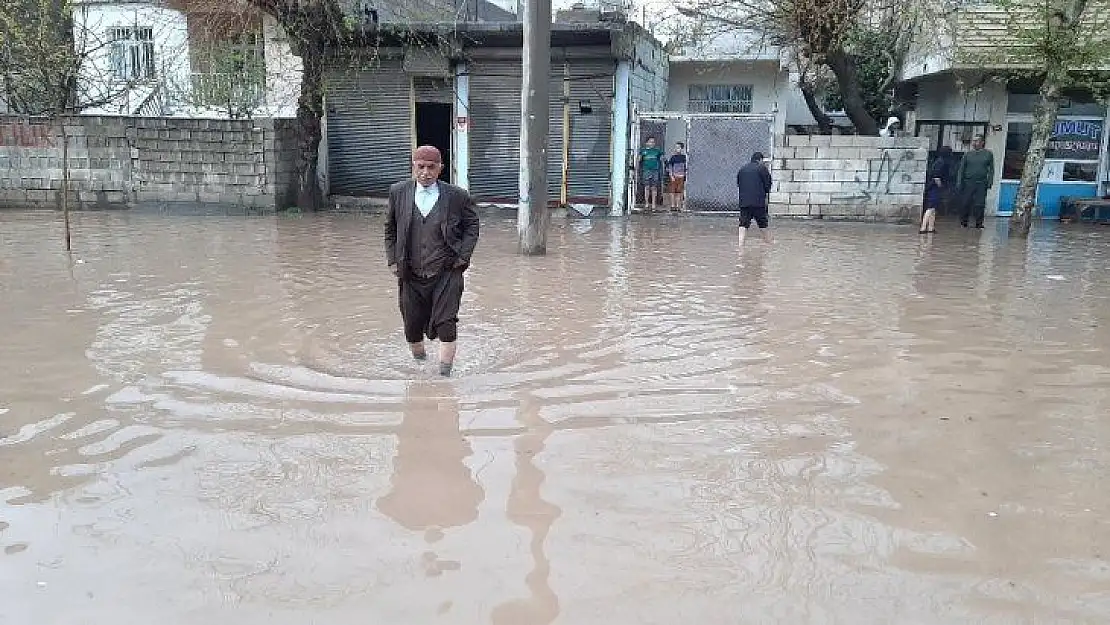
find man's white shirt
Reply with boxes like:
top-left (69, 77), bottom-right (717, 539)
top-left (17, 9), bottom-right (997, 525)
top-left (415, 182), bottom-right (440, 217)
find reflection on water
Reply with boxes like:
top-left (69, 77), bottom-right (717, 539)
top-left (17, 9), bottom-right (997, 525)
top-left (377, 382), bottom-right (485, 536)
top-left (2, 211), bottom-right (1110, 624)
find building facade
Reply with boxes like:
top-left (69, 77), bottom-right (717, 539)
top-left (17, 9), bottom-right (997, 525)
top-left (900, 5), bottom-right (1110, 218)
top-left (71, 0), bottom-right (301, 118)
top-left (322, 18), bottom-right (667, 215)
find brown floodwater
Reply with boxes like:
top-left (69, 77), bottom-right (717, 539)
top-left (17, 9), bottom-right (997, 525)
top-left (2, 210), bottom-right (1109, 624)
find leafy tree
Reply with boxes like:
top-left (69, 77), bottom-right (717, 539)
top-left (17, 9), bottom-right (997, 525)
top-left (239, 0), bottom-right (353, 211)
top-left (1, 0), bottom-right (77, 114)
top-left (820, 29), bottom-right (897, 129)
top-left (179, 37), bottom-right (268, 119)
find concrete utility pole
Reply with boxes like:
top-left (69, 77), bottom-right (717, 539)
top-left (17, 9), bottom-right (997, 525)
top-left (517, 0), bottom-right (552, 255)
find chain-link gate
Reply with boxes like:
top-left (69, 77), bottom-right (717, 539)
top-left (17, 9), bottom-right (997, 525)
top-left (633, 113), bottom-right (775, 212)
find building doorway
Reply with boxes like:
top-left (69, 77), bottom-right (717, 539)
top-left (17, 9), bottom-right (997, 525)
top-left (416, 101), bottom-right (452, 184)
top-left (915, 120), bottom-right (990, 215)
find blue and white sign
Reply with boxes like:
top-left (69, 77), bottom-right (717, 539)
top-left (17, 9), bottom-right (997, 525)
top-left (1047, 119), bottom-right (1104, 160)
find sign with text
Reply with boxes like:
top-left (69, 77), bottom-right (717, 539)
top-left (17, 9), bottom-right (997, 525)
top-left (1047, 119), bottom-right (1103, 161)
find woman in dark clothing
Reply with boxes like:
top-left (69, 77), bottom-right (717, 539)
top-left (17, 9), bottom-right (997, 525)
top-left (920, 146), bottom-right (953, 234)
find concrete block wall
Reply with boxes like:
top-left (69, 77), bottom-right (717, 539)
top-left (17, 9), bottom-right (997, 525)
top-left (0, 116), bottom-right (299, 211)
top-left (769, 135), bottom-right (929, 221)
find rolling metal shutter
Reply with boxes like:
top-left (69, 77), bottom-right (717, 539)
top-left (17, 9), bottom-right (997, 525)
top-left (414, 76), bottom-right (453, 104)
top-left (468, 61), bottom-right (523, 202)
top-left (468, 57), bottom-right (614, 204)
top-left (563, 59), bottom-right (614, 203)
top-left (326, 58), bottom-right (412, 196)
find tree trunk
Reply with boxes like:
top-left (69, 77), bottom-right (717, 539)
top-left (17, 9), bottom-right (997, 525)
top-left (294, 41), bottom-right (324, 211)
top-left (1010, 0), bottom-right (1087, 237)
top-left (799, 80), bottom-right (834, 134)
top-left (1010, 80), bottom-right (1062, 237)
top-left (824, 48), bottom-right (879, 136)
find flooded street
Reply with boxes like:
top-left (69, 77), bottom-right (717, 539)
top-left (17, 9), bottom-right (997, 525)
top-left (2, 210), bottom-right (1110, 624)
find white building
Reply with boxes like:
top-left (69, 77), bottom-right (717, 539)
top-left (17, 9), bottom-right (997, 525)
top-left (71, 0), bottom-right (301, 118)
top-left (661, 31), bottom-right (849, 141)
top-left (900, 4), bottom-right (1110, 218)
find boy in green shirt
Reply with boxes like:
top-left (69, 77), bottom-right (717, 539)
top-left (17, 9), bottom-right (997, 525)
top-left (638, 137), bottom-right (664, 212)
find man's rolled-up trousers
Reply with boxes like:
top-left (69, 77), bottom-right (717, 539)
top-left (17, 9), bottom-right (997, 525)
top-left (398, 269), bottom-right (464, 343)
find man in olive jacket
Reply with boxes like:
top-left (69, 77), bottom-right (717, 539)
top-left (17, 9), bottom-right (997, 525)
top-left (956, 135), bottom-right (995, 229)
top-left (385, 145), bottom-right (480, 376)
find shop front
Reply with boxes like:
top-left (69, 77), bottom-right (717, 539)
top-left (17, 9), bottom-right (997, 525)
top-left (998, 92), bottom-right (1109, 218)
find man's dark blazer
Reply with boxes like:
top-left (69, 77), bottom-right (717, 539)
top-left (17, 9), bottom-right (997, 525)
top-left (385, 180), bottom-right (480, 278)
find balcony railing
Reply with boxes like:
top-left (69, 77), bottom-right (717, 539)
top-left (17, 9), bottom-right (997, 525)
top-left (189, 72), bottom-right (265, 117)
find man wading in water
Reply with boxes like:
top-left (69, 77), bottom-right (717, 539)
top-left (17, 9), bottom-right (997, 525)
top-left (385, 145), bottom-right (480, 376)
top-left (736, 151), bottom-right (773, 248)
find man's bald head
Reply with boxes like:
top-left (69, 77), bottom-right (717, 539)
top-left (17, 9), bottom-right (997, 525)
top-left (412, 145), bottom-right (444, 186)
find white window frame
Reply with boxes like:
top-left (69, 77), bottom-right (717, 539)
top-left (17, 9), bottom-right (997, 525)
top-left (687, 84), bottom-right (753, 114)
top-left (108, 26), bottom-right (156, 81)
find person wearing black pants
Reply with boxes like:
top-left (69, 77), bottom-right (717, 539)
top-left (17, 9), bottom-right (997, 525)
top-left (956, 135), bottom-right (995, 229)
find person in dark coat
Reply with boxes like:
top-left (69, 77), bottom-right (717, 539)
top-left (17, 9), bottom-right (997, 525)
top-left (385, 145), bottom-right (480, 376)
top-left (736, 151), bottom-right (773, 248)
top-left (920, 146), bottom-right (954, 234)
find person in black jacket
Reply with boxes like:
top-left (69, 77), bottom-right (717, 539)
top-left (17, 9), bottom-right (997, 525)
top-left (736, 151), bottom-right (773, 248)
top-left (920, 146), bottom-right (953, 234)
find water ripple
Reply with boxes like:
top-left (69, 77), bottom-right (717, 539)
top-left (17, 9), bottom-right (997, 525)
top-left (1, 212), bottom-right (1108, 623)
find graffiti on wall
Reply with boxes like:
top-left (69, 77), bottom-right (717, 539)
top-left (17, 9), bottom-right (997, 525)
top-left (831, 149), bottom-right (916, 203)
top-left (0, 121), bottom-right (54, 147)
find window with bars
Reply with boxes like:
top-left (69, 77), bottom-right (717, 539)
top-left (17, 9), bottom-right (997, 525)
top-left (688, 84), bottom-right (753, 113)
top-left (108, 27), bottom-right (156, 81)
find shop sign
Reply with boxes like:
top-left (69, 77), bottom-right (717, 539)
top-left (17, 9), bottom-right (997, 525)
top-left (1047, 119), bottom-right (1103, 160)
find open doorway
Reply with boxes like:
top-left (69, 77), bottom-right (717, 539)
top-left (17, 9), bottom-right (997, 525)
top-left (416, 102), bottom-right (452, 184)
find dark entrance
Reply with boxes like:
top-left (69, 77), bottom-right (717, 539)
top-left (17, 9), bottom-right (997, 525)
top-left (915, 120), bottom-right (991, 215)
top-left (416, 102), bottom-right (452, 184)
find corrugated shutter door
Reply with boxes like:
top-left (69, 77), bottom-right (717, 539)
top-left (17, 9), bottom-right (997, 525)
top-left (326, 60), bottom-right (411, 196)
top-left (469, 57), bottom-right (614, 204)
top-left (414, 76), bottom-right (453, 104)
top-left (565, 60), bottom-right (614, 203)
top-left (468, 63), bottom-right (523, 202)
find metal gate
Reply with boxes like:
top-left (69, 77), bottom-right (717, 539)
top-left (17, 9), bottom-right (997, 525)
top-left (634, 113), bottom-right (775, 211)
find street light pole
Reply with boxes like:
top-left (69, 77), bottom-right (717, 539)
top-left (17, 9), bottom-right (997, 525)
top-left (517, 0), bottom-right (552, 255)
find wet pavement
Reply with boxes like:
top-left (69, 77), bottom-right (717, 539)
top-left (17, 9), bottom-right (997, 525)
top-left (2, 210), bottom-right (1109, 624)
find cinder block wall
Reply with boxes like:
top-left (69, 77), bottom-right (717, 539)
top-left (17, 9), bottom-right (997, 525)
top-left (0, 116), bottom-right (300, 211)
top-left (769, 135), bottom-right (929, 221)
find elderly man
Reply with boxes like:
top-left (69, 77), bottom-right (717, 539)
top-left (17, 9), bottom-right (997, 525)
top-left (385, 146), bottom-right (480, 376)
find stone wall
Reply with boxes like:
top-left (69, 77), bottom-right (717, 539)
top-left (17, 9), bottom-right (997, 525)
top-left (769, 135), bottom-right (929, 221)
top-left (0, 116), bottom-right (300, 211)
